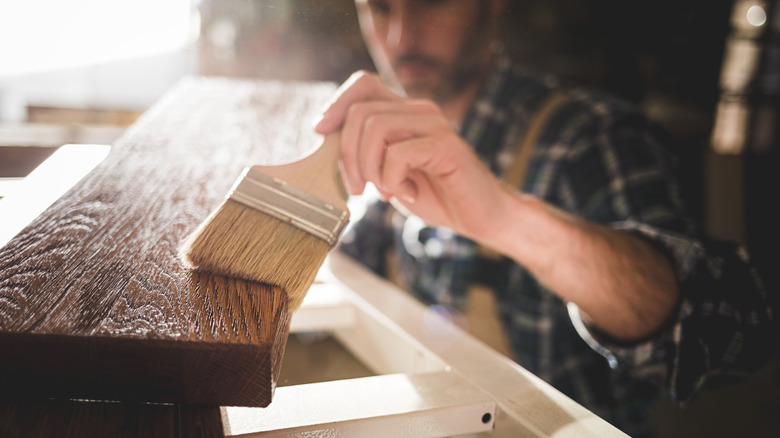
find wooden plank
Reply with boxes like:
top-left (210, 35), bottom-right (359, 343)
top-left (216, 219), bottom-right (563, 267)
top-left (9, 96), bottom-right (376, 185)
top-left (0, 400), bottom-right (224, 438)
top-left (0, 77), bottom-right (336, 407)
top-left (0, 144), bottom-right (112, 246)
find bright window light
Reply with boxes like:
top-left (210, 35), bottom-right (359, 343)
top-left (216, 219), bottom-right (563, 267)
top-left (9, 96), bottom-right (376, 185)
top-left (746, 5), bottom-right (767, 27)
top-left (0, 0), bottom-right (196, 77)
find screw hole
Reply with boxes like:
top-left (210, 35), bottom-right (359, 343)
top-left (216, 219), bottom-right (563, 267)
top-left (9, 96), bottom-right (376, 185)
top-left (481, 412), bottom-right (492, 424)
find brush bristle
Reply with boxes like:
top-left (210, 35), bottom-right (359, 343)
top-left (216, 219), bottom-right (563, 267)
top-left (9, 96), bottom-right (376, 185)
top-left (180, 199), bottom-right (330, 310)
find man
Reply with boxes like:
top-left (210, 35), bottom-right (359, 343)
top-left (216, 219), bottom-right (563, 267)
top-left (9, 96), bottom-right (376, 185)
top-left (314, 0), bottom-right (776, 436)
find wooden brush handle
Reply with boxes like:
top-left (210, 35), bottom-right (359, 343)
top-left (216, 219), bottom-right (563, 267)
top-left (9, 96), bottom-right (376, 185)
top-left (251, 132), bottom-right (348, 212)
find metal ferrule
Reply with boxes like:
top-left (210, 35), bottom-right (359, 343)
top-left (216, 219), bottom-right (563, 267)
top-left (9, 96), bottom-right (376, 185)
top-left (227, 167), bottom-right (349, 247)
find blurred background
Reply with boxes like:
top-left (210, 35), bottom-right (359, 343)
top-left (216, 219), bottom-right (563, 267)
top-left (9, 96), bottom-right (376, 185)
top-left (2, 0), bottom-right (778, 269)
top-left (0, 0), bottom-right (778, 436)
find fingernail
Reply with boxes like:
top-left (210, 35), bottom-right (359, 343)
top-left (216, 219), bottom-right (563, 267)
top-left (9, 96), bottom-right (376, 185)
top-left (350, 179), bottom-right (365, 195)
top-left (378, 185), bottom-right (391, 201)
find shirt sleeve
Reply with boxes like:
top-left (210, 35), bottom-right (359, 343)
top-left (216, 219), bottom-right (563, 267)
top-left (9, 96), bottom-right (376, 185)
top-left (554, 97), bottom-right (777, 404)
top-left (568, 221), bottom-right (776, 404)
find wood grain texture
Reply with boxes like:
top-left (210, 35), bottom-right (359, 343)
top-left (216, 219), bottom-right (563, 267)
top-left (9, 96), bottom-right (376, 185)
top-left (0, 399), bottom-right (223, 438)
top-left (0, 77), bottom-right (336, 407)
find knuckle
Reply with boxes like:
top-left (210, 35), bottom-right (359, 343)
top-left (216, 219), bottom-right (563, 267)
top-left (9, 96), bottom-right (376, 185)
top-left (409, 99), bottom-right (438, 113)
top-left (363, 112), bottom-right (384, 131)
top-left (419, 100), bottom-right (440, 112)
top-left (345, 101), bottom-right (369, 123)
top-left (340, 144), bottom-right (357, 163)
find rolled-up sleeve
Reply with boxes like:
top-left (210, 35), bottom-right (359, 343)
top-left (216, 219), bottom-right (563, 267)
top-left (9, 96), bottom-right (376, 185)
top-left (553, 99), bottom-right (777, 404)
top-left (568, 220), bottom-right (776, 405)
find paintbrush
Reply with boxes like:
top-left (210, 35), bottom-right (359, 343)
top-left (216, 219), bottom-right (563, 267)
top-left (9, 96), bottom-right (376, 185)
top-left (179, 132), bottom-right (349, 310)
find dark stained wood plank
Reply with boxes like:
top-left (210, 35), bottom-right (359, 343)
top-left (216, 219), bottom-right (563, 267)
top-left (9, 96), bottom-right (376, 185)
top-left (0, 399), bottom-right (224, 438)
top-left (0, 77), bottom-right (335, 407)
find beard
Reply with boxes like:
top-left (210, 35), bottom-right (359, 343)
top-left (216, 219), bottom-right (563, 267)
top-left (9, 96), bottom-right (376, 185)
top-left (394, 51), bottom-right (488, 104)
top-left (390, 6), bottom-right (493, 105)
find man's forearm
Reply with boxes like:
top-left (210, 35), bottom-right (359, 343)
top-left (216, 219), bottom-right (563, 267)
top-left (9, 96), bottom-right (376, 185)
top-left (483, 191), bottom-right (680, 341)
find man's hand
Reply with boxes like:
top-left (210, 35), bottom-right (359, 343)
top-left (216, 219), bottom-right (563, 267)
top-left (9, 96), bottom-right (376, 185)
top-left (314, 71), bottom-right (512, 244)
top-left (316, 71), bottom-right (681, 343)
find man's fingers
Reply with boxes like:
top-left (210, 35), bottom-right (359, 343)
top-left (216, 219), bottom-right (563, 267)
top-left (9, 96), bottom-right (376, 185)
top-left (381, 134), bottom-right (456, 197)
top-left (314, 71), bottom-right (401, 134)
top-left (340, 101), bottom-right (407, 194)
top-left (356, 109), bottom-right (428, 190)
top-left (340, 100), bottom-right (441, 195)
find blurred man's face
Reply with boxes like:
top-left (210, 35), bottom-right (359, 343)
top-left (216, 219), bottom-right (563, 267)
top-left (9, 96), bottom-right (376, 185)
top-left (356, 0), bottom-right (498, 104)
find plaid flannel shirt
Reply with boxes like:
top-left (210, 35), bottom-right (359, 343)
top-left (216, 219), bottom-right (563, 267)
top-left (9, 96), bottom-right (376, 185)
top-left (338, 56), bottom-right (775, 437)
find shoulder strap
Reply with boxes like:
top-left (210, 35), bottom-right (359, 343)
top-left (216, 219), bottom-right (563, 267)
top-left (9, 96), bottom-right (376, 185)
top-left (477, 90), bottom-right (570, 261)
top-left (502, 90), bottom-right (570, 190)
